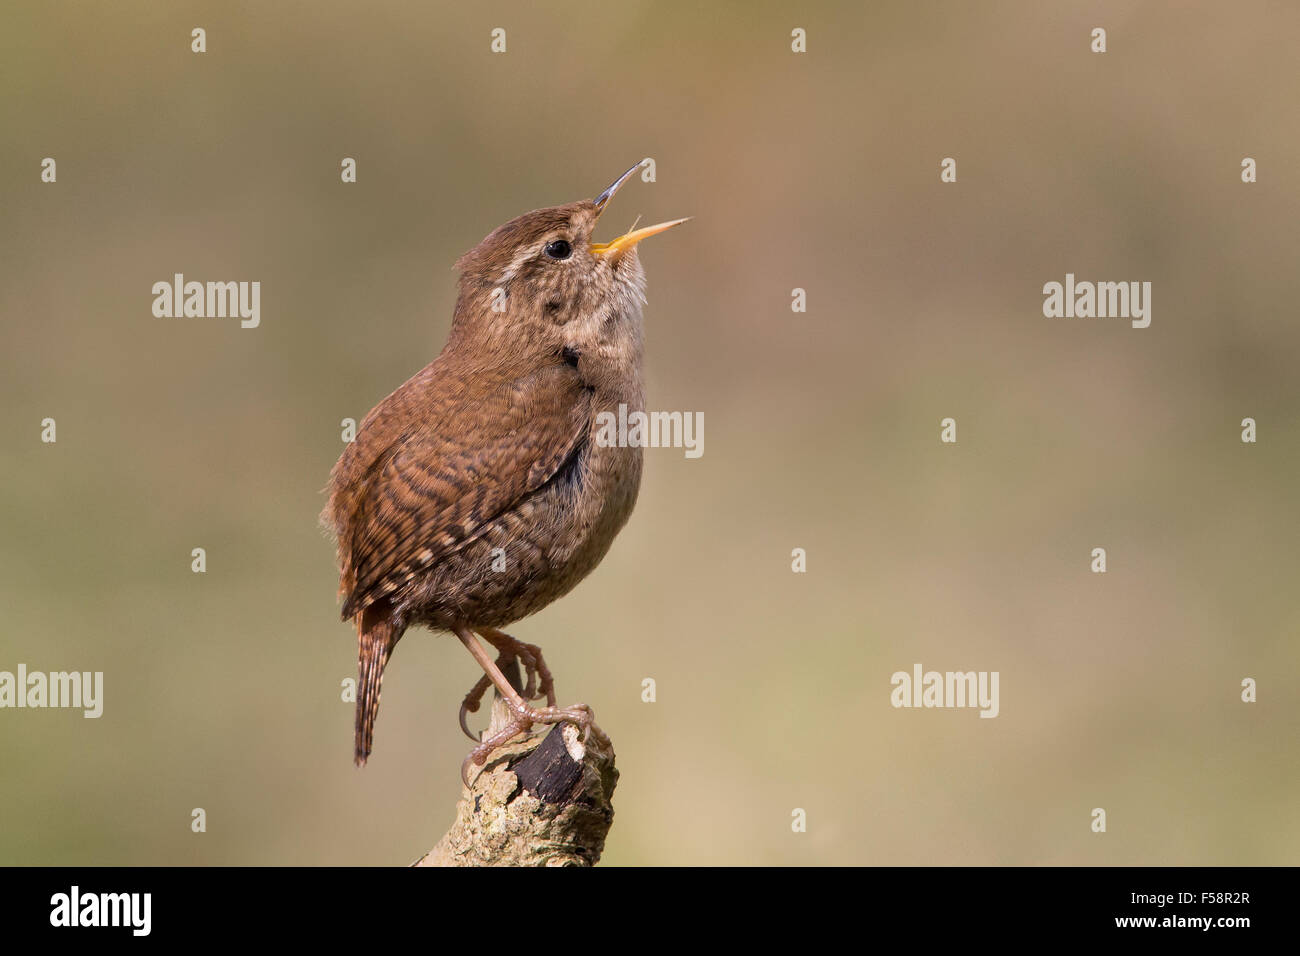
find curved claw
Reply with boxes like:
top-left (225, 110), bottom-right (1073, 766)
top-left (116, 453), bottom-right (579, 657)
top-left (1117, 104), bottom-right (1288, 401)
top-left (458, 700), bottom-right (482, 742)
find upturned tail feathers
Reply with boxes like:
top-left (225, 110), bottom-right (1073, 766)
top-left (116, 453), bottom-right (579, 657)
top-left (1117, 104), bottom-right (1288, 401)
top-left (354, 605), bottom-right (402, 767)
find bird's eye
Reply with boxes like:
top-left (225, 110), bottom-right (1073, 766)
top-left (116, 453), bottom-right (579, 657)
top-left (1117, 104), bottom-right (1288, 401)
top-left (544, 239), bottom-right (572, 260)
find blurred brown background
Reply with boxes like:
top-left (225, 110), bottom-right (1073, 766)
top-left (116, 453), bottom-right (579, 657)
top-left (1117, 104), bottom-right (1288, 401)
top-left (2, 1), bottom-right (1297, 865)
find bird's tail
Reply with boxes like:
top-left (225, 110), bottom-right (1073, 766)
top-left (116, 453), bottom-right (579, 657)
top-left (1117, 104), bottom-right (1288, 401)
top-left (354, 604), bottom-right (402, 767)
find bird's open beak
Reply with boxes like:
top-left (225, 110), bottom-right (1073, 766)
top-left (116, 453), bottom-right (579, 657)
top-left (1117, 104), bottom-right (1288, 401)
top-left (591, 218), bottom-right (691, 258)
top-left (591, 161), bottom-right (689, 258)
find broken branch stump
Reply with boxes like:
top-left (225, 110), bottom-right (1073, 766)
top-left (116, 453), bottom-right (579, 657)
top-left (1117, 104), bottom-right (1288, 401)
top-left (414, 689), bottom-right (618, 867)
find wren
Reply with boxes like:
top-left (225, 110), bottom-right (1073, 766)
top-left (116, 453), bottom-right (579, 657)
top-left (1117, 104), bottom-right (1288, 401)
top-left (322, 162), bottom-right (687, 780)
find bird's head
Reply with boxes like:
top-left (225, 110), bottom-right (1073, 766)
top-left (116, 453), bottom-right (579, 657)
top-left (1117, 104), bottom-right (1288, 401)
top-left (450, 162), bottom-right (687, 364)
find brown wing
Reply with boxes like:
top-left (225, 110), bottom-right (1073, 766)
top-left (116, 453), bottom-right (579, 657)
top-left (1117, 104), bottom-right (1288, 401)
top-left (332, 361), bottom-right (590, 620)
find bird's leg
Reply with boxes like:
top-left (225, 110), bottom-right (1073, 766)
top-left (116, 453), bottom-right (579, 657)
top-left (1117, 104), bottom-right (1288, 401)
top-left (457, 627), bottom-right (553, 741)
top-left (475, 626), bottom-right (556, 706)
top-left (453, 626), bottom-right (603, 785)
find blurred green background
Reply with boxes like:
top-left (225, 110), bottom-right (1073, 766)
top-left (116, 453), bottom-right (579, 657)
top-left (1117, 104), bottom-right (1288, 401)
top-left (2, 1), bottom-right (1297, 865)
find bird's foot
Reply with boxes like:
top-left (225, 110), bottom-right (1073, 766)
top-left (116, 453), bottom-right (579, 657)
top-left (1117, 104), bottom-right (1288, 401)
top-left (458, 629), bottom-right (556, 741)
top-left (479, 627), bottom-right (556, 705)
top-left (460, 701), bottom-right (604, 786)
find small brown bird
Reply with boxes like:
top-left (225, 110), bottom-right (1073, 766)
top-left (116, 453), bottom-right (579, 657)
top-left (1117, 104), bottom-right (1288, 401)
top-left (323, 162), bottom-right (686, 780)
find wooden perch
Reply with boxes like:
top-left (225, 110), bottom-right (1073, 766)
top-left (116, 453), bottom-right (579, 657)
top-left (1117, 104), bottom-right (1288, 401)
top-left (414, 669), bottom-right (618, 867)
